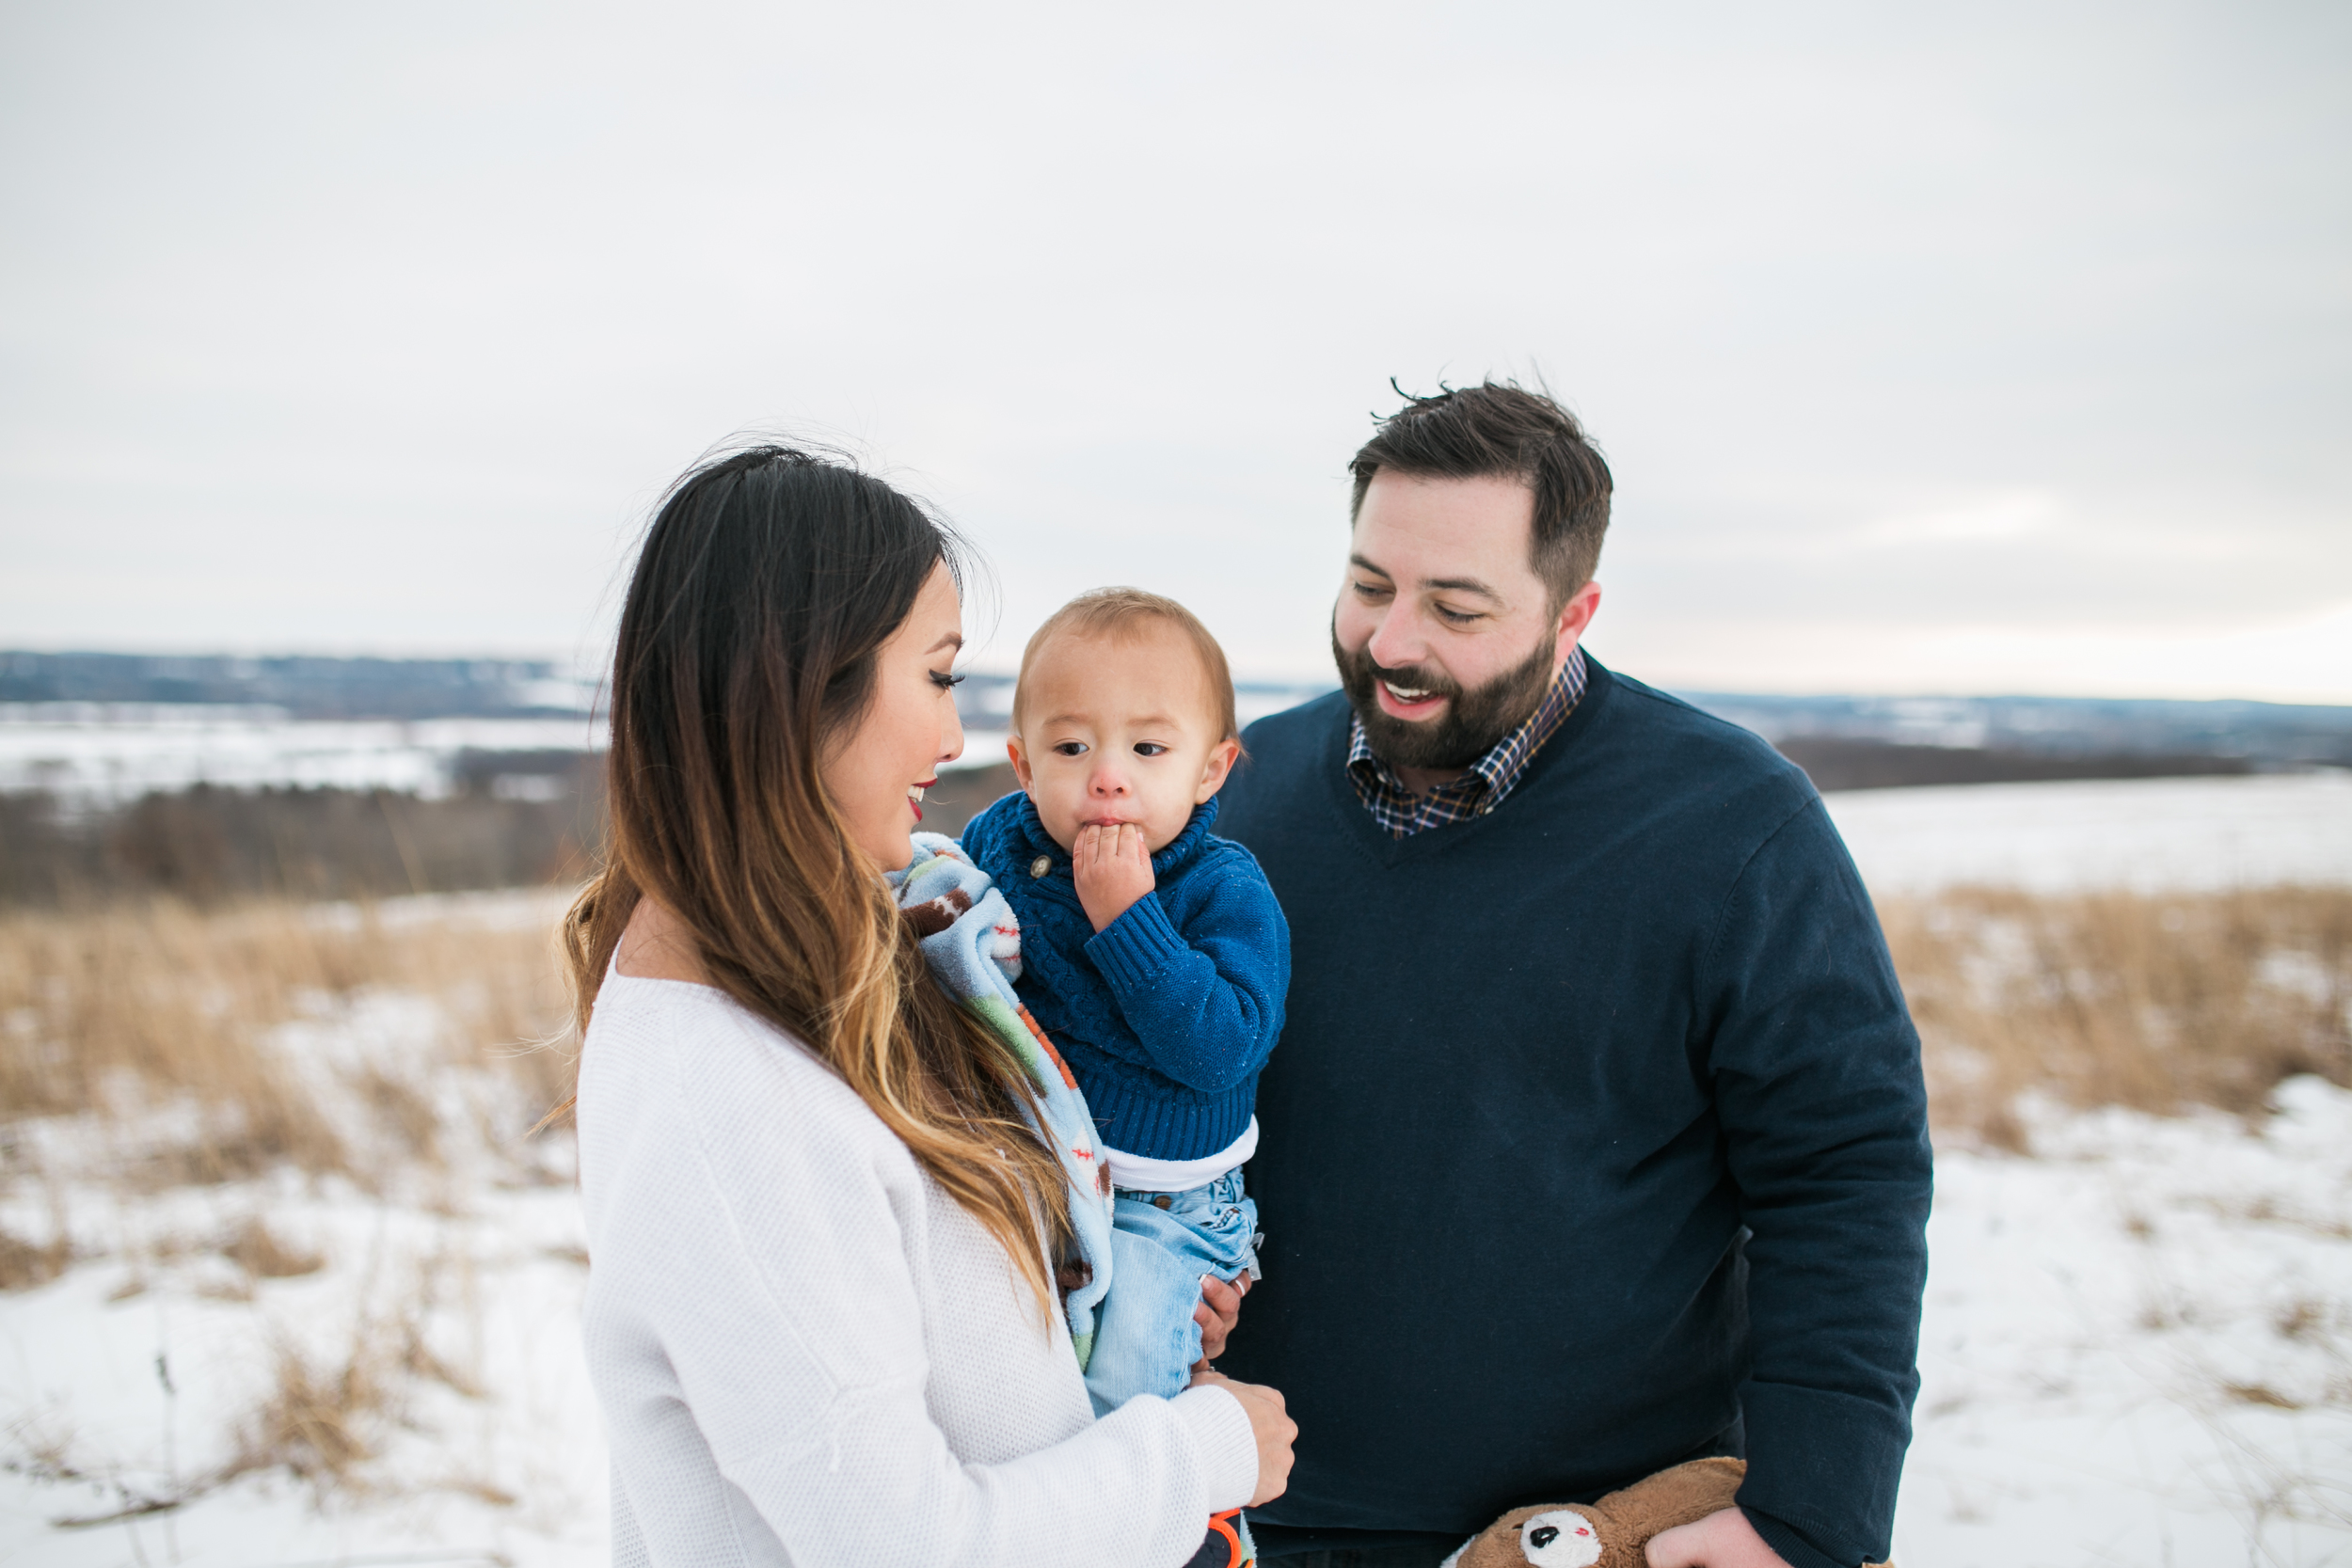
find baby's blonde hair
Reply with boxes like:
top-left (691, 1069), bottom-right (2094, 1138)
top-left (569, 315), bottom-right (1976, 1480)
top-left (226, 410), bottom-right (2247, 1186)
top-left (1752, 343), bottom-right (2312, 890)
top-left (1012, 588), bottom-right (1239, 741)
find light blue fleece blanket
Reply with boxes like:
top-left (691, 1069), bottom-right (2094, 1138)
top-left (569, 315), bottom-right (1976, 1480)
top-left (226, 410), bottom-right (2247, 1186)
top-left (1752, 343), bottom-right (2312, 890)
top-left (888, 832), bottom-right (1115, 1369)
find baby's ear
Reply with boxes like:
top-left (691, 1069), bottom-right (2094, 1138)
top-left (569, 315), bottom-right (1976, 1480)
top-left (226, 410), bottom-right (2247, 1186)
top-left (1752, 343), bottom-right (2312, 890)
top-left (1005, 734), bottom-right (1035, 792)
top-left (1194, 736), bottom-right (1242, 801)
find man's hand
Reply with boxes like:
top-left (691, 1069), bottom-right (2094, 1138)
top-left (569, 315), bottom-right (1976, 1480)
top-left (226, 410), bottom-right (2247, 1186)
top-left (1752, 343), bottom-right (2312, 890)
top-left (1191, 1272), bottom-right (1249, 1364)
top-left (1646, 1508), bottom-right (1795, 1568)
top-left (1073, 821), bottom-right (1154, 932)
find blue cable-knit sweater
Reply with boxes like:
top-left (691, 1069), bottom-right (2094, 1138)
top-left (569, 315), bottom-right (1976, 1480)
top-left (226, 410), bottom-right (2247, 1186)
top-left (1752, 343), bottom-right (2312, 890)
top-left (960, 792), bottom-right (1289, 1162)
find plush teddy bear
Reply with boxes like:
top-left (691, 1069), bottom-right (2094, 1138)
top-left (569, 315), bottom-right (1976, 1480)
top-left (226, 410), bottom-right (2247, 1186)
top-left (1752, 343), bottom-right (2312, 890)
top-left (1440, 1457), bottom-right (1892, 1568)
top-left (1439, 1458), bottom-right (1748, 1568)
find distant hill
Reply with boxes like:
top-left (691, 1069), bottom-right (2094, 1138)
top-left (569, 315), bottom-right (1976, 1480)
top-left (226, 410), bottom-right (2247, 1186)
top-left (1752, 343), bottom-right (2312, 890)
top-left (7, 652), bottom-right (2348, 803)
top-left (1681, 690), bottom-right (2352, 789)
top-left (0, 650), bottom-right (596, 721)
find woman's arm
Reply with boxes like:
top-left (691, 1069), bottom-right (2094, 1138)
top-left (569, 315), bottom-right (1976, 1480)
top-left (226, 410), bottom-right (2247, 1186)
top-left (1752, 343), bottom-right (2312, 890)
top-left (582, 999), bottom-right (1263, 1567)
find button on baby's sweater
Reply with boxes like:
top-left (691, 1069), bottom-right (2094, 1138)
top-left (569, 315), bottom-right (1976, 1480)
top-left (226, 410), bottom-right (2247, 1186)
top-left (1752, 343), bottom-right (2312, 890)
top-left (1030, 856), bottom-right (1052, 879)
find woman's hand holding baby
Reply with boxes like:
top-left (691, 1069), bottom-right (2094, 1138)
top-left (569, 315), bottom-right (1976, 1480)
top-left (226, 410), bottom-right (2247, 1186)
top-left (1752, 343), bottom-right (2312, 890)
top-left (1188, 1370), bottom-right (1295, 1507)
top-left (1073, 821), bottom-right (1155, 931)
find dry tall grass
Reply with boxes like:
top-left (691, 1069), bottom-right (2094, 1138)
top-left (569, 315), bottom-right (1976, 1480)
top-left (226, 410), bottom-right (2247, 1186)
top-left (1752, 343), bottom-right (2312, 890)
top-left (0, 894), bottom-right (575, 1209)
top-left (4, 882), bottom-right (2349, 1527)
top-left (1880, 885), bottom-right (2352, 1148)
top-left (8, 884), bottom-right (2347, 1185)
top-left (0, 893), bottom-right (580, 1525)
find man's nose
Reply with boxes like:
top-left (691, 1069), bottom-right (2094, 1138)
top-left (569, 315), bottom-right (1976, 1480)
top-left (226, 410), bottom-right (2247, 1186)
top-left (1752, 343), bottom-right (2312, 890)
top-left (1364, 607), bottom-right (1427, 672)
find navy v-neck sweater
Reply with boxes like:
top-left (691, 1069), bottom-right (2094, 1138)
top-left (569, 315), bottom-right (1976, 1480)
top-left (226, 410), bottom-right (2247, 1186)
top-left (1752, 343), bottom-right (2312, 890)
top-left (1214, 658), bottom-right (1931, 1568)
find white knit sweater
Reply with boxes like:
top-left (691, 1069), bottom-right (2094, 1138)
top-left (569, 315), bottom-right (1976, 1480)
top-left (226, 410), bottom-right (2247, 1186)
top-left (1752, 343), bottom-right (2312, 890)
top-left (577, 967), bottom-right (1259, 1567)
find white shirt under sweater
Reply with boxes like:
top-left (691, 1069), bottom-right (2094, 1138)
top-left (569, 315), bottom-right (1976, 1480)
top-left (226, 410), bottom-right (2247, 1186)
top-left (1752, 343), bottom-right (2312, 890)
top-left (577, 965), bottom-right (1258, 1567)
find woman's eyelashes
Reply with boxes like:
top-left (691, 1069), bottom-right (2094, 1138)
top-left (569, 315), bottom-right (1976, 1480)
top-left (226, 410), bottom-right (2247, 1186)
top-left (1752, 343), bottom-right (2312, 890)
top-left (929, 667), bottom-right (964, 690)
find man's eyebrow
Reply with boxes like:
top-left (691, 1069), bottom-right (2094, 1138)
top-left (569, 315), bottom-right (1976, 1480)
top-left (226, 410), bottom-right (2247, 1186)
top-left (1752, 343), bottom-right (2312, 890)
top-left (1348, 554), bottom-right (1504, 602)
top-left (925, 632), bottom-right (964, 655)
top-left (1420, 576), bottom-right (1503, 601)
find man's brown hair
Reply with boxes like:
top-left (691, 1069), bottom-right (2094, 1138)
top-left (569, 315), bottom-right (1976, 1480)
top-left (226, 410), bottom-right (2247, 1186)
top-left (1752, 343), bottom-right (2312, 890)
top-left (1349, 379), bottom-right (1614, 607)
top-left (1013, 587), bottom-right (1239, 741)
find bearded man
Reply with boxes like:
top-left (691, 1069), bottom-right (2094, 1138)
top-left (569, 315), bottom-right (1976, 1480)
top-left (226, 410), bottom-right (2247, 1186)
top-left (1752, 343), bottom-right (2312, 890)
top-left (1215, 383), bottom-right (1931, 1568)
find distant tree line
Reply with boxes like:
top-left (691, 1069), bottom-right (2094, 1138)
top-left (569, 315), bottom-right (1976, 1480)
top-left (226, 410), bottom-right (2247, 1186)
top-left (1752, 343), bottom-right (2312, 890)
top-left (0, 737), bottom-right (2293, 908)
top-left (0, 752), bottom-right (603, 907)
top-left (1772, 738), bottom-right (2251, 792)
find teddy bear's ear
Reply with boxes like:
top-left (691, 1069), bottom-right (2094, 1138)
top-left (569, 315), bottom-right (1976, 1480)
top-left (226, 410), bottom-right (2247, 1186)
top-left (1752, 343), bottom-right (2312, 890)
top-left (1584, 1457), bottom-right (1748, 1545)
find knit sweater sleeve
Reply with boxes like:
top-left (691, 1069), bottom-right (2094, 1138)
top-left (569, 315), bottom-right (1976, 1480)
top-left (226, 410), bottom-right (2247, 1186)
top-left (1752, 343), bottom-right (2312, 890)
top-left (1081, 848), bottom-right (1290, 1094)
top-left (579, 986), bottom-right (1258, 1566)
top-left (1696, 800), bottom-right (1932, 1568)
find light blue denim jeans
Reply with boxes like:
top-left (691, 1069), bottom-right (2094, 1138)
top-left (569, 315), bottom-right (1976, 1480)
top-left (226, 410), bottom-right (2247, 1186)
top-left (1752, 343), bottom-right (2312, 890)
top-left (1082, 1165), bottom-right (1262, 1416)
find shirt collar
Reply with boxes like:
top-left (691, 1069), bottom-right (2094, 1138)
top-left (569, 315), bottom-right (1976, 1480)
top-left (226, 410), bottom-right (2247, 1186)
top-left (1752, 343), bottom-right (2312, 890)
top-left (1346, 645), bottom-right (1588, 815)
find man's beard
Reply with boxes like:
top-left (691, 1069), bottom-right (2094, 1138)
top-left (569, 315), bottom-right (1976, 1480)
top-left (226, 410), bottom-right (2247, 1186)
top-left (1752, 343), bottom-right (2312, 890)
top-left (1331, 621), bottom-right (1561, 773)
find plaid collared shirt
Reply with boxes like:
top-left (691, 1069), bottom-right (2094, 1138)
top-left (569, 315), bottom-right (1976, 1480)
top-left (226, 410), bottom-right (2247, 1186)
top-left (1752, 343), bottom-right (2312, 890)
top-left (1345, 647), bottom-right (1589, 838)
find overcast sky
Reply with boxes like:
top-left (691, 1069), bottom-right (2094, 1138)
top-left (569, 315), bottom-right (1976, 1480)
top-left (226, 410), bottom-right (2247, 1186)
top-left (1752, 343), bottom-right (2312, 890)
top-left (3, 1), bottom-right (2346, 700)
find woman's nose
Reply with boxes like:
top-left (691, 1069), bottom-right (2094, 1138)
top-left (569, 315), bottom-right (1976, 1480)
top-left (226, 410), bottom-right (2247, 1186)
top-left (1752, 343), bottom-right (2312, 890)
top-left (939, 703), bottom-right (965, 766)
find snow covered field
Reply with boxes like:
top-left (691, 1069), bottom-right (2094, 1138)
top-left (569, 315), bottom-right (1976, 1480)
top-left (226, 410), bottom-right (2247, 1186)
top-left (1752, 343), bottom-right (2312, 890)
top-left (0, 706), bottom-right (604, 806)
top-left (1826, 771), bottom-right (2352, 895)
top-left (3, 776), bottom-right (2348, 1566)
top-left (1903, 1085), bottom-right (2352, 1566)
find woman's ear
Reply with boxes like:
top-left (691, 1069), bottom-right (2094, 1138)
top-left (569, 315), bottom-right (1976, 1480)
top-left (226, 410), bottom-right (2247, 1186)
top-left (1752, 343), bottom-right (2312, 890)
top-left (1194, 736), bottom-right (1242, 802)
top-left (1006, 734), bottom-right (1035, 794)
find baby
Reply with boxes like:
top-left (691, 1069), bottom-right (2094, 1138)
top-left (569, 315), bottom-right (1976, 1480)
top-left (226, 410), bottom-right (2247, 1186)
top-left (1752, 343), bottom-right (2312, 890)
top-left (961, 587), bottom-right (1290, 1413)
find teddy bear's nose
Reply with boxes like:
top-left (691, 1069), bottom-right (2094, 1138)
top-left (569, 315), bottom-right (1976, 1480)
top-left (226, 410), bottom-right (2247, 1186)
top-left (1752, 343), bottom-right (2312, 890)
top-left (1529, 1526), bottom-right (1558, 1548)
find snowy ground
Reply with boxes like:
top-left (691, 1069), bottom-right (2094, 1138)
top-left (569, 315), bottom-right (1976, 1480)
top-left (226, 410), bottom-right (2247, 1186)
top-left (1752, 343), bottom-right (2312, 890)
top-left (4, 775), bottom-right (2349, 1566)
top-left (1902, 1081), bottom-right (2352, 1567)
top-left (1825, 771), bottom-right (2352, 895)
top-left (0, 1183), bottom-right (603, 1568)
top-left (0, 706), bottom-right (604, 806)
top-left (0, 921), bottom-right (605, 1568)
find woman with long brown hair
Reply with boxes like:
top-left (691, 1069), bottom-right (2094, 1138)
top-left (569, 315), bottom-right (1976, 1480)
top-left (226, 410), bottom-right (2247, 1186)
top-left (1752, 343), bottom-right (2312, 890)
top-left (567, 445), bottom-right (1293, 1565)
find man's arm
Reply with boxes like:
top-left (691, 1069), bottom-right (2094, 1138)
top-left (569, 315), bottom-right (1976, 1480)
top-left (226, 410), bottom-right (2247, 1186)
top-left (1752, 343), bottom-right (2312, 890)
top-left (1698, 799), bottom-right (1932, 1568)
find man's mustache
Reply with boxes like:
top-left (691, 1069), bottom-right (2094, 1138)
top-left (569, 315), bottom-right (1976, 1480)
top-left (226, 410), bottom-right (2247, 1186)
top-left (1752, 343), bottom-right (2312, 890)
top-left (1352, 653), bottom-right (1461, 701)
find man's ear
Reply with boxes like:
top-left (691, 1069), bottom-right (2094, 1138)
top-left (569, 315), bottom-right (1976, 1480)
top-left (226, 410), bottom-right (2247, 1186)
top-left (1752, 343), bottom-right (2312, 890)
top-left (1006, 735), bottom-right (1035, 794)
top-left (1553, 578), bottom-right (1602, 667)
top-left (1194, 736), bottom-right (1242, 803)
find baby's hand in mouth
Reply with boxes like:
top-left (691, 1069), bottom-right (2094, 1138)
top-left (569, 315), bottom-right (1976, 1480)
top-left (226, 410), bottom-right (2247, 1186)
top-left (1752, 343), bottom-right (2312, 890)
top-left (1072, 822), bottom-right (1155, 932)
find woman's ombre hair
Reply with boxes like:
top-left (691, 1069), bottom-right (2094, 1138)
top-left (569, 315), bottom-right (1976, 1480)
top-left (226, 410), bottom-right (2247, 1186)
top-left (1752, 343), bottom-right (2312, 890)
top-left (562, 445), bottom-right (1070, 1315)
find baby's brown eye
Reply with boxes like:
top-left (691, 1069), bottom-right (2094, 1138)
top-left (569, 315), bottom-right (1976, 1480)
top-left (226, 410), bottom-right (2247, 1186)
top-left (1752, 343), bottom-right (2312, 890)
top-left (1134, 743), bottom-right (1167, 757)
